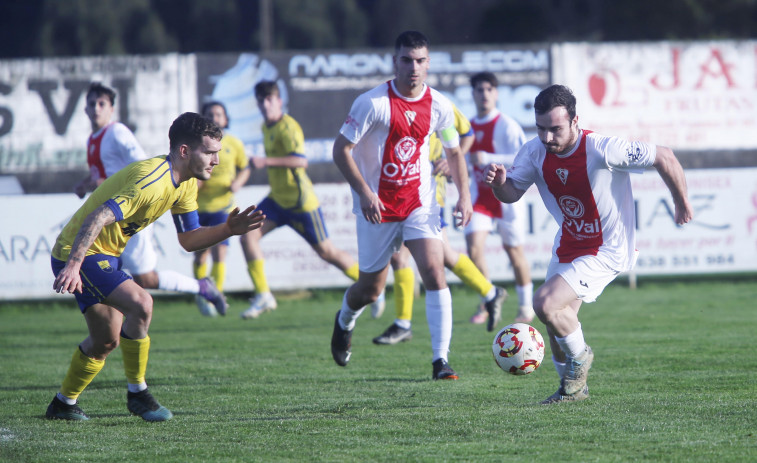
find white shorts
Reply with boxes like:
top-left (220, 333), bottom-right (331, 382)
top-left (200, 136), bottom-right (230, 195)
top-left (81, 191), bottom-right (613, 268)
top-left (357, 208), bottom-right (442, 273)
top-left (121, 224), bottom-right (158, 275)
top-left (545, 254), bottom-right (621, 303)
top-left (463, 200), bottom-right (527, 247)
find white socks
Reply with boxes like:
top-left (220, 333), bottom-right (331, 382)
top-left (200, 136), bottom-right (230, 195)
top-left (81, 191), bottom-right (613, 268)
top-left (157, 270), bottom-right (201, 293)
top-left (425, 288), bottom-right (452, 362)
top-left (57, 392), bottom-right (76, 405)
top-left (481, 286), bottom-right (497, 303)
top-left (552, 354), bottom-right (567, 379)
top-left (127, 382), bottom-right (148, 393)
top-left (516, 283), bottom-right (534, 308)
top-left (394, 319), bottom-right (411, 330)
top-left (338, 292), bottom-right (364, 331)
top-left (555, 323), bottom-right (586, 359)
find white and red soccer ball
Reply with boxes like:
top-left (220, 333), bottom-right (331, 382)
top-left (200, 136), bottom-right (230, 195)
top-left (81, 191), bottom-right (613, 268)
top-left (492, 323), bottom-right (545, 375)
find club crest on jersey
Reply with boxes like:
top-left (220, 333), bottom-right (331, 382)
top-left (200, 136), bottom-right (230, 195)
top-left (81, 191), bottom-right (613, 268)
top-left (556, 168), bottom-right (569, 185)
top-left (394, 136), bottom-right (418, 162)
top-left (558, 195), bottom-right (584, 219)
top-left (626, 144), bottom-right (643, 163)
top-left (404, 111), bottom-right (416, 126)
top-left (97, 260), bottom-right (114, 273)
top-left (343, 114), bottom-right (357, 129)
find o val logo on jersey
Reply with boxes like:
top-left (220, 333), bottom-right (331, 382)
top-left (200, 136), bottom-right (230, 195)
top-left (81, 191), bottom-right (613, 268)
top-left (558, 195), bottom-right (585, 219)
top-left (394, 136), bottom-right (417, 163)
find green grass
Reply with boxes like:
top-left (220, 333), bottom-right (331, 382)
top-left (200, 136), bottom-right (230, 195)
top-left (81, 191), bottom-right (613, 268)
top-left (1, 277), bottom-right (756, 462)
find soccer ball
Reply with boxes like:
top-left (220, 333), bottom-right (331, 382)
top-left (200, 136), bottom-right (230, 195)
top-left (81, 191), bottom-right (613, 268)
top-left (492, 323), bottom-right (545, 375)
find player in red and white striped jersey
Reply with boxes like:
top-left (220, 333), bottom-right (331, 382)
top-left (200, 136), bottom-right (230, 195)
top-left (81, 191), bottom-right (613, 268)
top-left (485, 85), bottom-right (693, 403)
top-left (466, 72), bottom-right (534, 326)
top-left (331, 31), bottom-right (473, 380)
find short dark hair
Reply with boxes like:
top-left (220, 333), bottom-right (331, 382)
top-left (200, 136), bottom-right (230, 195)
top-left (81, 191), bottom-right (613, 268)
top-left (470, 72), bottom-right (498, 88)
top-left (534, 85), bottom-right (577, 121)
top-left (254, 80), bottom-right (279, 100)
top-left (201, 100), bottom-right (230, 128)
top-left (394, 30), bottom-right (429, 53)
top-left (86, 82), bottom-right (116, 105)
top-left (168, 112), bottom-right (223, 152)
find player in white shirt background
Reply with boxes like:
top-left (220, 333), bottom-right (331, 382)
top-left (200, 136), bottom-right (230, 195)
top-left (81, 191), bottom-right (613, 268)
top-left (331, 30), bottom-right (473, 380)
top-left (485, 84), bottom-right (693, 403)
top-left (74, 82), bottom-right (228, 316)
top-left (466, 71), bottom-right (535, 327)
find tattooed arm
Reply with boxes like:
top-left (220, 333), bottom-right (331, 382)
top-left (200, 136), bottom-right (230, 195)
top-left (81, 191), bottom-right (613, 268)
top-left (53, 204), bottom-right (117, 294)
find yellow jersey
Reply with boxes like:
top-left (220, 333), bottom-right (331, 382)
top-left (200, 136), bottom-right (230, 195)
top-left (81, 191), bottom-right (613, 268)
top-left (197, 133), bottom-right (249, 213)
top-left (52, 155), bottom-right (198, 260)
top-left (261, 114), bottom-right (319, 212)
top-left (429, 105), bottom-right (472, 206)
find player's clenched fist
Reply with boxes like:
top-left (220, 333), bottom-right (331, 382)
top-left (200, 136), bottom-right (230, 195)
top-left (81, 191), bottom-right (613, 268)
top-left (484, 163), bottom-right (507, 188)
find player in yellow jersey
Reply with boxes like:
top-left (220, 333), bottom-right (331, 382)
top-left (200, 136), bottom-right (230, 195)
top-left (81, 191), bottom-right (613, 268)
top-left (193, 101), bottom-right (252, 316)
top-left (239, 80), bottom-right (377, 319)
top-left (373, 104), bottom-right (507, 344)
top-left (76, 82), bottom-right (229, 318)
top-left (46, 113), bottom-right (265, 422)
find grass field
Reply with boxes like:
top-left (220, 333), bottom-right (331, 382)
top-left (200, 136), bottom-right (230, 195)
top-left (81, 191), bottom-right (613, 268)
top-left (1, 276), bottom-right (756, 462)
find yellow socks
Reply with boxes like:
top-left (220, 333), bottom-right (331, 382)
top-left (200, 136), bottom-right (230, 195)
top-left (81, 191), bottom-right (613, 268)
top-left (60, 347), bottom-right (105, 401)
top-left (211, 262), bottom-right (226, 291)
top-left (194, 261), bottom-right (208, 279)
top-left (248, 259), bottom-right (270, 293)
top-left (452, 254), bottom-right (494, 297)
top-left (393, 267), bottom-right (415, 321)
top-left (344, 263), bottom-right (360, 281)
top-left (120, 335), bottom-right (150, 386)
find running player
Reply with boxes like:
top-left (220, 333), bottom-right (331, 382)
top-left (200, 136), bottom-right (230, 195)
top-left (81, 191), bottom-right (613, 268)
top-left (331, 30), bottom-right (473, 380)
top-left (466, 72), bottom-right (534, 328)
top-left (193, 101), bottom-right (252, 316)
top-left (484, 84), bottom-right (692, 403)
top-left (372, 104), bottom-right (506, 345)
top-left (239, 81), bottom-right (373, 319)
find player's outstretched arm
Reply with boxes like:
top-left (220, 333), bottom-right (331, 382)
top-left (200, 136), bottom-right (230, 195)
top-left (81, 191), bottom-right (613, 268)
top-left (227, 205), bottom-right (265, 234)
top-left (54, 204), bottom-right (116, 294)
top-left (484, 163), bottom-right (525, 204)
top-left (654, 146), bottom-right (693, 225)
top-left (177, 206), bottom-right (265, 252)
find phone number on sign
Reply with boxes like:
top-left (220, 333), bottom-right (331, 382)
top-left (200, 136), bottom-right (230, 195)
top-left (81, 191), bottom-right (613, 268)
top-left (635, 254), bottom-right (735, 268)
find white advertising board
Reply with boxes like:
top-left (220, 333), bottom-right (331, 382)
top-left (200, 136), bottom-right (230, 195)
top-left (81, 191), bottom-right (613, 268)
top-left (0, 54), bottom-right (197, 174)
top-left (552, 41), bottom-right (757, 150)
top-left (1, 168), bottom-right (756, 301)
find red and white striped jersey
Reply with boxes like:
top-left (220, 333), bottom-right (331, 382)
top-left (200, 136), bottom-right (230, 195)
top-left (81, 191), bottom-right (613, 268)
top-left (469, 109), bottom-right (527, 218)
top-left (339, 80), bottom-right (459, 222)
top-left (508, 129), bottom-right (656, 271)
top-left (87, 122), bottom-right (147, 180)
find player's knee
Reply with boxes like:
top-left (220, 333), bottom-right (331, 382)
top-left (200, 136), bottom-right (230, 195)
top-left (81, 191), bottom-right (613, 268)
top-left (416, 268), bottom-right (446, 291)
top-left (315, 245), bottom-right (334, 261)
top-left (132, 271), bottom-right (159, 289)
top-left (533, 292), bottom-right (561, 324)
top-left (126, 290), bottom-right (154, 322)
top-left (88, 337), bottom-right (120, 358)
